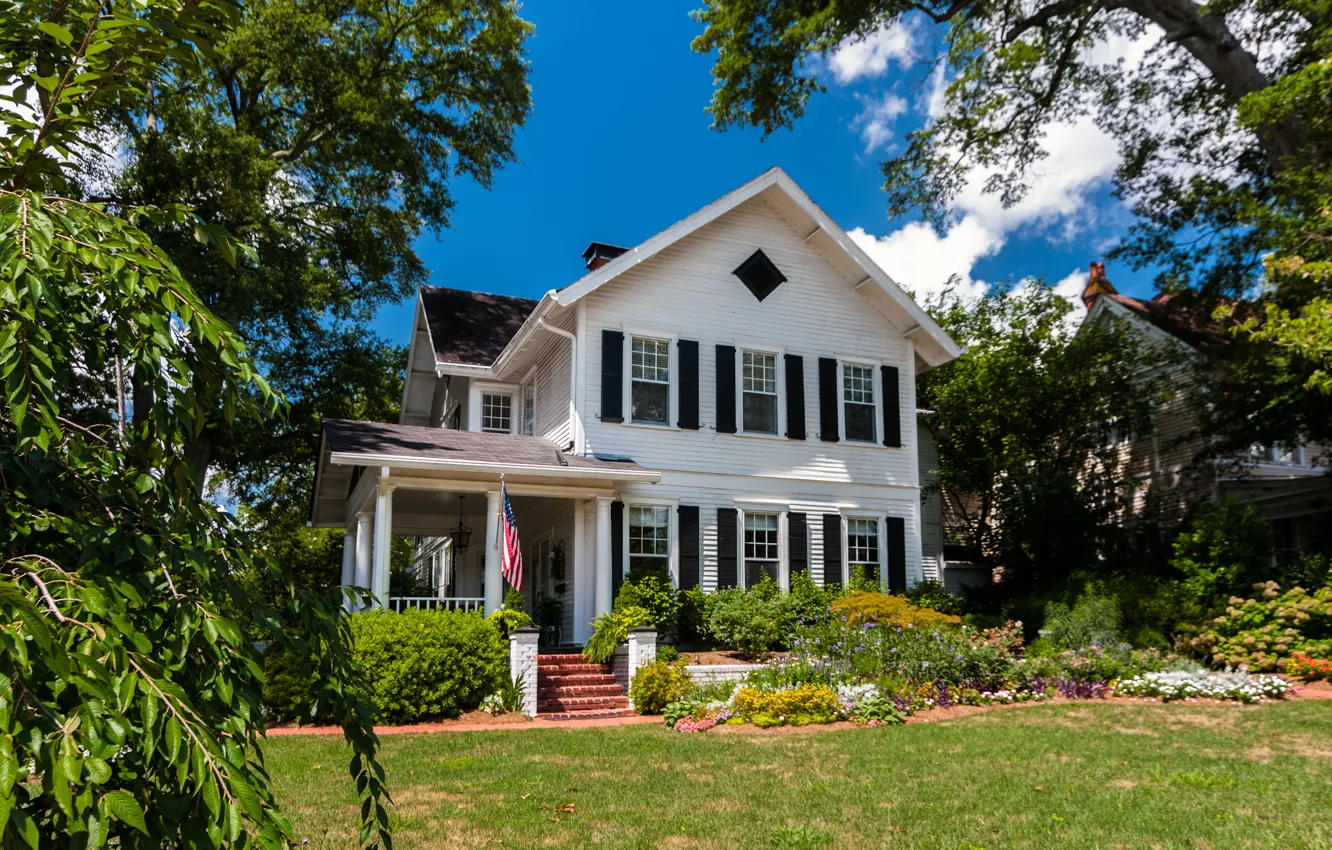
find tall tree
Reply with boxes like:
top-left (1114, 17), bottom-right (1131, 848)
top-left (691, 0), bottom-right (1332, 448)
top-left (101, 0), bottom-right (533, 496)
top-left (1, 0), bottom-right (389, 844)
top-left (919, 282), bottom-right (1164, 592)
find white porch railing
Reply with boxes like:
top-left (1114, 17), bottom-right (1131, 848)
top-left (388, 597), bottom-right (485, 614)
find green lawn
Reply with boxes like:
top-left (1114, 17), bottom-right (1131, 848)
top-left (268, 701), bottom-right (1332, 849)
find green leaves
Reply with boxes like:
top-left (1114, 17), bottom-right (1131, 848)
top-left (104, 790), bottom-right (147, 834)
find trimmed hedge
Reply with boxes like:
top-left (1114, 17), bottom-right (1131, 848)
top-left (350, 609), bottom-right (506, 723)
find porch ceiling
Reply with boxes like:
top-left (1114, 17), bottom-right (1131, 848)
top-left (309, 419), bottom-right (661, 528)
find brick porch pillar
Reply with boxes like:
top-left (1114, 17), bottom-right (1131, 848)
top-left (509, 627), bottom-right (539, 718)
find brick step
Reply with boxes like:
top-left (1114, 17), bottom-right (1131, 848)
top-left (536, 654), bottom-right (589, 666)
top-left (536, 664), bottom-right (608, 676)
top-left (536, 673), bottom-right (617, 687)
top-left (538, 684), bottom-right (624, 698)
top-left (537, 708), bottom-right (636, 721)
top-left (537, 695), bottom-right (629, 712)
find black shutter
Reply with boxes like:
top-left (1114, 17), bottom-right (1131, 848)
top-left (611, 501), bottom-right (625, 602)
top-left (818, 357), bottom-right (839, 442)
top-left (886, 516), bottom-right (907, 592)
top-left (784, 354), bottom-right (806, 440)
top-left (601, 329), bottom-right (624, 423)
top-left (788, 512), bottom-right (808, 577)
top-left (881, 364), bottom-right (902, 448)
top-left (822, 513), bottom-right (842, 587)
top-left (716, 507), bottom-right (738, 588)
top-left (678, 505), bottom-right (700, 589)
top-left (715, 344), bottom-right (737, 434)
top-left (678, 339), bottom-right (700, 430)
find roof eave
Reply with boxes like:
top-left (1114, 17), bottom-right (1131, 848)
top-left (327, 451), bottom-right (663, 483)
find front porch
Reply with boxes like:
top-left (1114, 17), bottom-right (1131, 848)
top-left (309, 420), bottom-right (661, 643)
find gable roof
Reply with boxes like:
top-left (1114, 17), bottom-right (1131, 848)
top-left (549, 167), bottom-right (962, 369)
top-left (419, 286), bottom-right (537, 365)
top-left (1085, 290), bottom-right (1238, 349)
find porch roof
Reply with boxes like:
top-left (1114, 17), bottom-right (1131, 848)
top-left (309, 419), bottom-right (661, 527)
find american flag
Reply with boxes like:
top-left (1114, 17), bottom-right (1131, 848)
top-left (500, 483), bottom-right (523, 592)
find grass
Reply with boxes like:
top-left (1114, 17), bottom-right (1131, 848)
top-left (267, 701), bottom-right (1332, 849)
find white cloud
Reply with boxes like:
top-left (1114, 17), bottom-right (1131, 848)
top-left (849, 217), bottom-right (1000, 301)
top-left (852, 93), bottom-right (908, 152)
top-left (825, 22), bottom-right (916, 84)
top-left (1052, 267), bottom-right (1089, 307)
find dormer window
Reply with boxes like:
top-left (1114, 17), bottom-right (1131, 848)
top-left (481, 393), bottom-right (513, 433)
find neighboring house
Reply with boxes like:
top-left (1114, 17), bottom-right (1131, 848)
top-left (1077, 262), bottom-right (1332, 561)
top-left (308, 167), bottom-right (961, 644)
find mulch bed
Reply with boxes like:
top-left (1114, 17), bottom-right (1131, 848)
top-left (681, 650), bottom-right (784, 666)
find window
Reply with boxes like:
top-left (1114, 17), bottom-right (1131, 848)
top-left (628, 506), bottom-right (670, 575)
top-left (847, 518), bottom-right (879, 582)
top-left (521, 381), bottom-right (536, 436)
top-left (743, 512), bottom-right (780, 587)
top-left (480, 393), bottom-right (512, 433)
top-left (843, 363), bottom-right (876, 442)
top-left (742, 350), bottom-right (779, 434)
top-left (631, 336), bottom-right (670, 425)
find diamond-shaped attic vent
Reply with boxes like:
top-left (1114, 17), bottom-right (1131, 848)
top-left (732, 249), bottom-right (787, 302)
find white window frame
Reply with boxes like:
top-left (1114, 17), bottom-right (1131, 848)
top-left (622, 328), bottom-right (679, 429)
top-left (736, 344), bottom-right (785, 439)
top-left (620, 497), bottom-right (680, 585)
top-left (468, 381), bottom-right (519, 434)
top-left (734, 502), bottom-right (789, 590)
top-left (844, 515), bottom-right (885, 589)
top-left (520, 371), bottom-right (537, 437)
top-left (837, 358), bottom-right (883, 446)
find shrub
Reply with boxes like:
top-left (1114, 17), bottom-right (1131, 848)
top-left (1170, 500), bottom-right (1272, 609)
top-left (350, 609), bottom-right (506, 723)
top-left (657, 644), bottom-right (682, 663)
top-left (583, 605), bottom-right (652, 663)
top-left (1288, 651), bottom-right (1332, 680)
top-left (488, 606), bottom-right (533, 639)
top-left (707, 586), bottom-right (785, 658)
top-left (788, 571), bottom-right (838, 628)
top-left (830, 591), bottom-right (961, 629)
top-left (616, 571), bottom-right (681, 639)
top-left (906, 579), bottom-right (964, 616)
top-left (480, 673), bottom-right (527, 716)
top-left (1177, 582), bottom-right (1332, 671)
top-left (262, 645), bottom-right (321, 724)
top-left (504, 588), bottom-right (526, 611)
top-left (1041, 588), bottom-right (1122, 650)
top-left (1276, 552), bottom-right (1332, 592)
top-left (732, 684), bottom-right (842, 727)
top-left (677, 587), bottom-right (712, 647)
top-left (630, 660), bottom-right (692, 714)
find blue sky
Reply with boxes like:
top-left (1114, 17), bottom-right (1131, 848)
top-left (372, 2), bottom-right (1157, 344)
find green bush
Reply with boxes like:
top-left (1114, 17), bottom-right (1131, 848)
top-left (351, 609), bottom-right (506, 723)
top-left (583, 605), bottom-right (652, 664)
top-left (504, 588), bottom-right (526, 611)
top-left (630, 660), bottom-right (692, 714)
top-left (1171, 500), bottom-right (1272, 609)
top-left (906, 579), bottom-right (965, 616)
top-left (1178, 582), bottom-right (1332, 671)
top-left (677, 587), bottom-right (712, 647)
top-left (788, 571), bottom-right (837, 628)
top-left (262, 646), bottom-right (321, 724)
top-left (657, 644), bottom-right (682, 663)
top-left (707, 585), bottom-right (786, 658)
top-left (488, 607), bottom-right (533, 639)
top-left (1042, 588), bottom-right (1122, 650)
top-left (616, 570), bottom-right (681, 639)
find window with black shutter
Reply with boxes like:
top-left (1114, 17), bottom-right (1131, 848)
top-left (788, 512), bottom-right (808, 578)
top-left (678, 339), bottom-right (700, 429)
top-left (785, 354), bottom-right (806, 440)
top-left (741, 349), bottom-right (779, 434)
top-left (822, 514), bottom-right (842, 587)
top-left (881, 364), bottom-right (902, 448)
top-left (600, 329), bottom-right (624, 422)
top-left (678, 505), bottom-right (700, 589)
top-left (818, 358), bottom-right (839, 442)
top-left (630, 336), bottom-right (670, 425)
top-left (611, 501), bottom-right (625, 602)
top-left (717, 508), bottom-right (738, 588)
top-left (715, 345), bottom-right (737, 434)
top-left (886, 516), bottom-right (907, 592)
top-left (843, 362), bottom-right (876, 443)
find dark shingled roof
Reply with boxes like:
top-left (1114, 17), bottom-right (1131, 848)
top-left (322, 419), bottom-right (650, 474)
top-left (419, 286), bottom-right (538, 366)
top-left (1103, 291), bottom-right (1238, 348)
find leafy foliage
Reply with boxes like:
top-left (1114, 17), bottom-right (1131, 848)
top-left (582, 606), bottom-right (652, 665)
top-left (350, 609), bottom-right (505, 723)
top-left (731, 685), bottom-right (842, 728)
top-left (487, 608), bottom-right (533, 640)
top-left (905, 580), bottom-right (964, 617)
top-left (615, 571), bottom-right (681, 639)
top-left (706, 586), bottom-right (787, 659)
top-left (831, 592), bottom-right (961, 629)
top-left (1178, 582), bottom-right (1332, 672)
top-left (1169, 501), bottom-right (1273, 611)
top-left (0, 0), bottom-right (389, 842)
top-left (1040, 589), bottom-right (1123, 651)
top-left (629, 660), bottom-right (692, 715)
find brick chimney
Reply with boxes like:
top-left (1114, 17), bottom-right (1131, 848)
top-left (582, 242), bottom-right (628, 272)
top-left (1080, 261), bottom-right (1117, 311)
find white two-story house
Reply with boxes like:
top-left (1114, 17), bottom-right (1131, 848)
top-left (308, 168), bottom-right (961, 645)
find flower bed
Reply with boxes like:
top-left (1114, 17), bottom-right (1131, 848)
top-left (1114, 670), bottom-right (1293, 702)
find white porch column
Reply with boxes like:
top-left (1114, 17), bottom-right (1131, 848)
top-left (371, 471), bottom-right (394, 610)
top-left (594, 496), bottom-right (614, 619)
top-left (572, 499), bottom-right (592, 644)
top-left (483, 489), bottom-right (503, 615)
top-left (354, 511), bottom-right (373, 611)
top-left (339, 531), bottom-right (355, 612)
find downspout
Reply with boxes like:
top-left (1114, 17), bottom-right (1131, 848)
top-left (536, 318), bottom-right (581, 455)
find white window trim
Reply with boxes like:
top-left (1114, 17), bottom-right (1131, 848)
top-left (622, 327), bottom-right (680, 430)
top-left (621, 497), bottom-right (680, 586)
top-left (735, 343), bottom-right (786, 439)
top-left (469, 381), bottom-right (519, 434)
top-left (836, 513), bottom-right (887, 590)
top-left (520, 368), bottom-right (537, 437)
top-left (735, 502), bottom-right (788, 591)
top-left (837, 357), bottom-right (884, 446)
